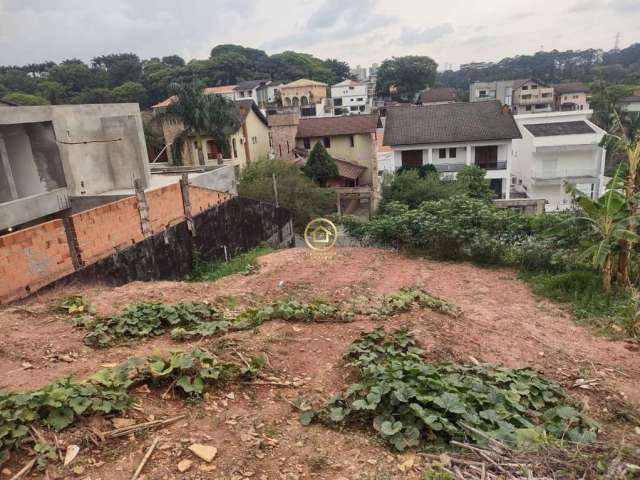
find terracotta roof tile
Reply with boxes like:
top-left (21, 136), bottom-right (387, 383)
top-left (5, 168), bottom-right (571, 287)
top-left (296, 114), bottom-right (378, 138)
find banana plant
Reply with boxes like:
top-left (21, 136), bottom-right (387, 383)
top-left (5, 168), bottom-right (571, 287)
top-left (565, 171), bottom-right (640, 291)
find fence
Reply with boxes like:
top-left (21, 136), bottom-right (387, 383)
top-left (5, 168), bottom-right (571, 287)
top-left (0, 180), bottom-right (235, 304)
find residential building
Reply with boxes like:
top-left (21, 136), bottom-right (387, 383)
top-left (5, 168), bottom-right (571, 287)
top-left (618, 91), bottom-right (640, 112)
top-left (470, 78), bottom-right (554, 114)
top-left (0, 104), bottom-right (151, 230)
top-left (554, 83), bottom-right (591, 111)
top-left (234, 79), bottom-right (270, 105)
top-left (295, 114), bottom-right (380, 188)
top-left (157, 99), bottom-right (270, 169)
top-left (419, 87), bottom-right (457, 105)
top-left (330, 79), bottom-right (371, 115)
top-left (369, 63), bottom-right (379, 77)
top-left (511, 110), bottom-right (607, 212)
top-left (279, 79), bottom-right (328, 107)
top-left (382, 101), bottom-right (522, 199)
top-left (265, 81), bottom-right (283, 105)
top-left (268, 111), bottom-right (299, 161)
top-left (203, 85), bottom-right (237, 101)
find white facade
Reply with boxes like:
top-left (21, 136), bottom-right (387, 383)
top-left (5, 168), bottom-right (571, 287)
top-left (331, 80), bottom-right (371, 116)
top-left (511, 111), bottom-right (606, 212)
top-left (388, 141), bottom-right (513, 199)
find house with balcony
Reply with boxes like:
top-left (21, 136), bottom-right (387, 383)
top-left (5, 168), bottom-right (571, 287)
top-left (511, 110), bottom-right (606, 211)
top-left (554, 83), bottom-right (591, 111)
top-left (382, 101), bottom-right (522, 199)
top-left (470, 79), bottom-right (554, 114)
top-left (330, 80), bottom-right (371, 115)
top-left (279, 79), bottom-right (328, 108)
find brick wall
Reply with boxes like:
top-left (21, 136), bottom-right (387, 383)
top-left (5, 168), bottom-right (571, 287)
top-left (70, 197), bottom-right (145, 265)
top-left (146, 184), bottom-right (185, 233)
top-left (189, 185), bottom-right (233, 215)
top-left (0, 220), bottom-right (74, 301)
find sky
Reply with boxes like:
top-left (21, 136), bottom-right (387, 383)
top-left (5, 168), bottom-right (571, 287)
top-left (0, 0), bottom-right (638, 69)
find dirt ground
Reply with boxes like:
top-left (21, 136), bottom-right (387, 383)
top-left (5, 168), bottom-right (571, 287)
top-left (1, 247), bottom-right (639, 479)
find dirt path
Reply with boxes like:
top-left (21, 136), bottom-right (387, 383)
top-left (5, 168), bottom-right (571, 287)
top-left (1, 247), bottom-right (639, 479)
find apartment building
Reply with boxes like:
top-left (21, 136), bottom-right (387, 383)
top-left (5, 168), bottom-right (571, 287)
top-left (470, 78), bottom-right (554, 114)
top-left (330, 79), bottom-right (371, 116)
top-left (554, 83), bottom-right (591, 111)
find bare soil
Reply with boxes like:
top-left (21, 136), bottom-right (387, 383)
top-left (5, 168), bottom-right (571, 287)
top-left (1, 247), bottom-right (639, 480)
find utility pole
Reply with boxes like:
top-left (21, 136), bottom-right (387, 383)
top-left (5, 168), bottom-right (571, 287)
top-left (272, 173), bottom-right (279, 207)
top-left (614, 32), bottom-right (621, 51)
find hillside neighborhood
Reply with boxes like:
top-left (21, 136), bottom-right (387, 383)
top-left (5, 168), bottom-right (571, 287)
top-left (1, 6), bottom-right (640, 478)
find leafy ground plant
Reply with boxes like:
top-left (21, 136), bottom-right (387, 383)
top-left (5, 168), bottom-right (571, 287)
top-left (0, 348), bottom-right (256, 457)
top-left (303, 328), bottom-right (597, 451)
top-left (188, 244), bottom-right (273, 281)
top-left (52, 295), bottom-right (92, 315)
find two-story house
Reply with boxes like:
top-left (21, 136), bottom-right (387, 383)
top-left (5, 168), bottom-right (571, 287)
top-left (511, 110), bottom-right (606, 211)
top-left (470, 79), bottom-right (554, 114)
top-left (554, 83), bottom-right (591, 111)
top-left (294, 114), bottom-right (380, 188)
top-left (233, 80), bottom-right (270, 105)
top-left (330, 80), bottom-right (371, 115)
top-left (383, 101), bottom-right (522, 199)
top-left (279, 79), bottom-right (328, 108)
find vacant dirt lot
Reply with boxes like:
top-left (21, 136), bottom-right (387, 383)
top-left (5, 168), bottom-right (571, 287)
top-left (1, 247), bottom-right (639, 479)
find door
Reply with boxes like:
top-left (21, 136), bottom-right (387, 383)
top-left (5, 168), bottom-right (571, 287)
top-left (475, 146), bottom-right (498, 169)
top-left (401, 150), bottom-right (423, 168)
top-left (489, 179), bottom-right (503, 198)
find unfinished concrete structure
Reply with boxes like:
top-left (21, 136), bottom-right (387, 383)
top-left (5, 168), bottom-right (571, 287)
top-left (0, 104), bottom-right (151, 230)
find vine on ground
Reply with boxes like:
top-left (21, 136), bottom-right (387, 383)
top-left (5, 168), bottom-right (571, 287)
top-left (0, 348), bottom-right (258, 456)
top-left (302, 328), bottom-right (597, 450)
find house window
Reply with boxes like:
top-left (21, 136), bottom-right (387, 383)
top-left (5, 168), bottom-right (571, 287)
top-left (350, 106), bottom-right (358, 111)
top-left (349, 135), bottom-right (355, 147)
top-left (521, 85), bottom-right (529, 90)
top-left (359, 105), bottom-right (365, 112)
top-left (478, 89), bottom-right (487, 97)
top-left (356, 98), bottom-right (363, 101)
top-left (439, 148), bottom-right (447, 159)
top-left (521, 94), bottom-right (531, 100)
top-left (334, 98), bottom-right (342, 106)
top-left (526, 105), bottom-right (532, 111)
top-left (303, 138), bottom-right (311, 149)
top-left (232, 138), bottom-right (238, 158)
top-left (531, 84), bottom-right (538, 89)
top-left (323, 137), bottom-right (331, 148)
top-left (449, 148), bottom-right (456, 158)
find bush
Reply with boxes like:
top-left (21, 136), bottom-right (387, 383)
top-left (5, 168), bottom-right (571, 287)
top-left (2, 92), bottom-right (49, 105)
top-left (303, 142), bottom-right (338, 187)
top-left (456, 165), bottom-right (495, 201)
top-left (380, 170), bottom-right (460, 211)
top-left (238, 159), bottom-right (335, 230)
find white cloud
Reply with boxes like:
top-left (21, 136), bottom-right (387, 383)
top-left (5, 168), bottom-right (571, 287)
top-left (399, 24), bottom-right (454, 45)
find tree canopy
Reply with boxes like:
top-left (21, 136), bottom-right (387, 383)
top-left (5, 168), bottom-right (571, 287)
top-left (303, 143), bottom-right (338, 187)
top-left (0, 44), bottom-right (352, 109)
top-left (376, 56), bottom-right (438, 101)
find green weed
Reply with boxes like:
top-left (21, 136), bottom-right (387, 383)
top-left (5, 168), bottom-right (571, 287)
top-left (188, 244), bottom-right (273, 282)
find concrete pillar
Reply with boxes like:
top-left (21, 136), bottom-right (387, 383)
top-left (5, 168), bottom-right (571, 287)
top-left (505, 143), bottom-right (512, 199)
top-left (427, 148), bottom-right (433, 164)
top-left (422, 149), bottom-right (429, 165)
top-left (466, 145), bottom-right (472, 166)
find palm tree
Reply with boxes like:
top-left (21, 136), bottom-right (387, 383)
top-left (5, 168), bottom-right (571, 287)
top-left (155, 82), bottom-right (242, 166)
top-left (602, 111), bottom-right (640, 287)
top-left (566, 172), bottom-right (640, 291)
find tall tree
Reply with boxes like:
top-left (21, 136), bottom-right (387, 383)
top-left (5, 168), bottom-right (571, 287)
top-left (323, 58), bottom-right (351, 84)
top-left (376, 56), bottom-right (437, 101)
top-left (303, 142), bottom-right (338, 187)
top-left (155, 82), bottom-right (242, 166)
top-left (91, 53), bottom-right (142, 88)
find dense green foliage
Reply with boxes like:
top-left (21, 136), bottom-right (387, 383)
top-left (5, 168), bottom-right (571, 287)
top-left (238, 159), bottom-right (335, 230)
top-left (303, 142), bottom-right (338, 187)
top-left (0, 44), bottom-right (351, 109)
top-left (437, 43), bottom-right (640, 90)
top-left (304, 328), bottom-right (597, 450)
top-left (380, 166), bottom-right (495, 211)
top-left (1, 92), bottom-right (49, 105)
top-left (188, 244), bottom-right (273, 282)
top-left (0, 348), bottom-right (256, 456)
top-left (376, 56), bottom-right (438, 101)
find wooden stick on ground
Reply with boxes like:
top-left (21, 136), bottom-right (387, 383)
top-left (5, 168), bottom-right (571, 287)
top-left (131, 437), bottom-right (159, 480)
top-left (103, 415), bottom-right (186, 439)
top-left (9, 459), bottom-right (36, 480)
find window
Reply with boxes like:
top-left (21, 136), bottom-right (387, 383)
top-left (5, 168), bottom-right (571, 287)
top-left (521, 85), bottom-right (529, 90)
top-left (359, 105), bottom-right (365, 112)
top-left (526, 105), bottom-right (532, 111)
top-left (333, 98), bottom-right (342, 106)
top-left (349, 135), bottom-right (355, 147)
top-left (350, 106), bottom-right (358, 111)
top-left (303, 138), bottom-right (311, 149)
top-left (478, 89), bottom-right (487, 97)
top-left (323, 137), bottom-right (331, 148)
top-left (439, 148), bottom-right (446, 159)
top-left (521, 94), bottom-right (531, 100)
top-left (356, 97), bottom-right (363, 101)
top-left (449, 148), bottom-right (456, 158)
top-left (531, 84), bottom-right (538, 89)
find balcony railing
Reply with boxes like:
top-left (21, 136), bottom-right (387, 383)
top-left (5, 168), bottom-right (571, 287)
top-left (516, 96), bottom-right (554, 105)
top-left (477, 161), bottom-right (507, 170)
top-left (434, 163), bottom-right (466, 173)
top-left (532, 168), bottom-right (599, 180)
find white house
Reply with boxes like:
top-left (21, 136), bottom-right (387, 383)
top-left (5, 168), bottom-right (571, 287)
top-left (511, 110), bottom-right (607, 212)
top-left (618, 91), bottom-right (640, 113)
top-left (331, 79), bottom-right (371, 116)
top-left (382, 101), bottom-right (522, 199)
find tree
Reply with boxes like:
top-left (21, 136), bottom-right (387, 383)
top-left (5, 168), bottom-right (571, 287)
top-left (48, 60), bottom-right (97, 95)
top-left (238, 159), bottom-right (335, 230)
top-left (380, 169), bottom-right (459, 210)
top-left (37, 81), bottom-right (67, 104)
top-left (91, 53), bottom-right (142, 88)
top-left (162, 55), bottom-right (185, 68)
top-left (73, 87), bottom-right (113, 104)
top-left (323, 58), bottom-right (351, 84)
top-left (111, 81), bottom-right (147, 104)
top-left (155, 82), bottom-right (242, 166)
top-left (268, 51), bottom-right (333, 84)
top-left (2, 92), bottom-right (49, 105)
top-left (376, 56), bottom-right (437, 101)
top-left (303, 143), bottom-right (338, 187)
top-left (209, 44), bottom-right (271, 84)
top-left (456, 165), bottom-right (495, 201)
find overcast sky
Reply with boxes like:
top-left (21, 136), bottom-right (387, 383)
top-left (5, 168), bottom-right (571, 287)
top-left (0, 0), bottom-right (638, 69)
